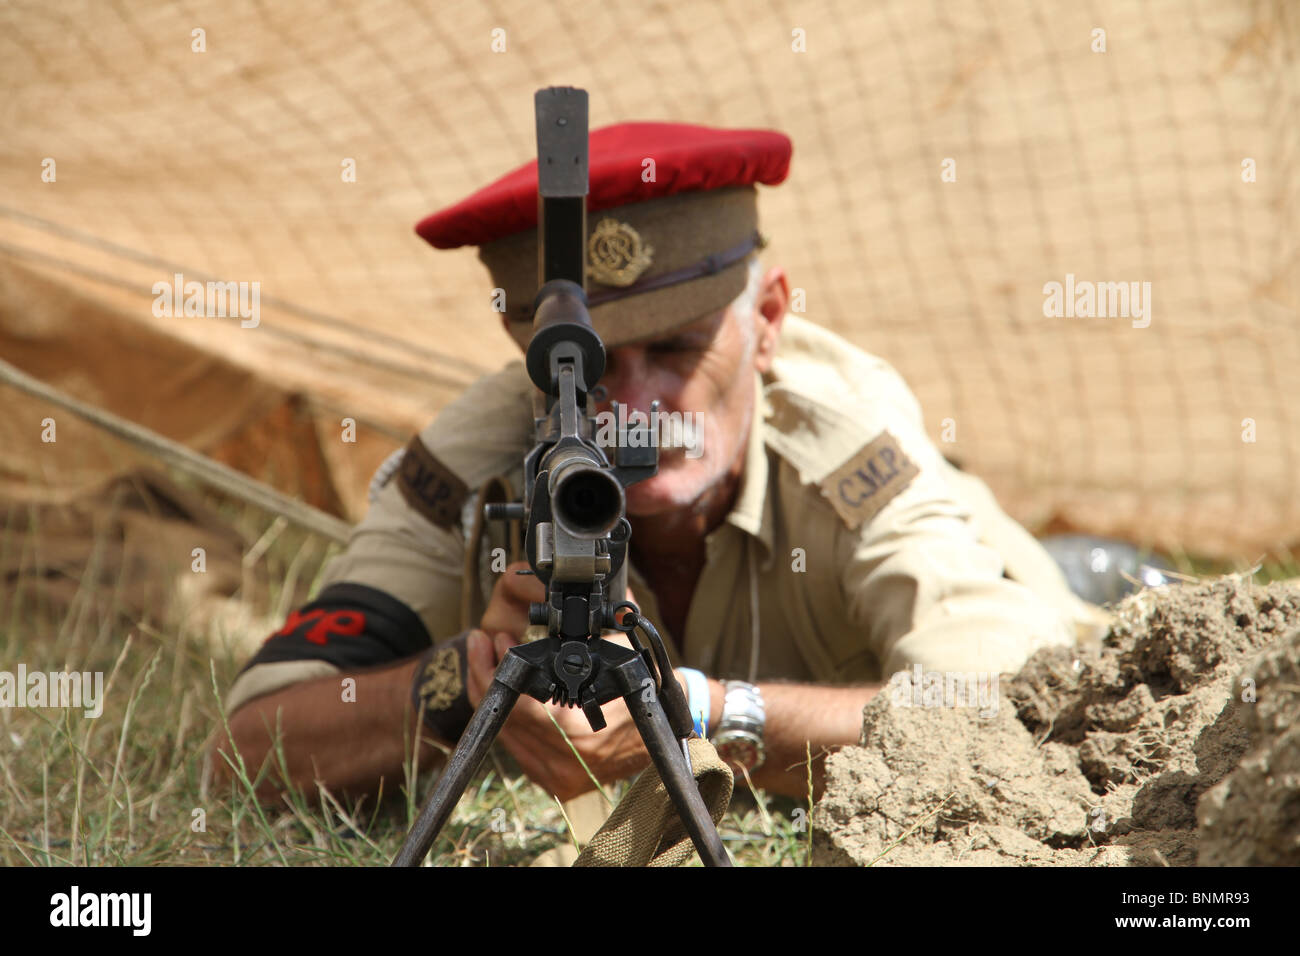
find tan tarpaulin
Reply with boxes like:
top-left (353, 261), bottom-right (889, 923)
top-left (2, 0), bottom-right (1296, 557)
top-left (0, 258), bottom-right (346, 514)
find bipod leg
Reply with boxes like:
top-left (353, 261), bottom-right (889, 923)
top-left (391, 659), bottom-right (523, 866)
top-left (625, 682), bottom-right (733, 867)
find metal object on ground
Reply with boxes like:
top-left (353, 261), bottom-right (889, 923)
top-left (1041, 533), bottom-right (1175, 605)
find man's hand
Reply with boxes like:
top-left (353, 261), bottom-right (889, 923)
top-left (467, 562), bottom-right (652, 800)
top-left (477, 560), bottom-right (543, 640)
top-left (466, 629), bottom-right (650, 800)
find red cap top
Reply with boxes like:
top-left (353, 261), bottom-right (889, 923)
top-left (416, 121), bottom-right (792, 249)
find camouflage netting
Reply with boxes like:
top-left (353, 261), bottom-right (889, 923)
top-left (1, 0), bottom-right (1296, 558)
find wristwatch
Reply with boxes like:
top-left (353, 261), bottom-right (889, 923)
top-left (710, 680), bottom-right (766, 772)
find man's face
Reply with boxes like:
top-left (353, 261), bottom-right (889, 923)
top-left (593, 300), bottom-right (761, 518)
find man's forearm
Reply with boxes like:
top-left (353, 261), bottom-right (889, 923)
top-left (693, 676), bottom-right (877, 799)
top-left (213, 657), bottom-right (445, 801)
top-left (214, 655), bottom-right (874, 806)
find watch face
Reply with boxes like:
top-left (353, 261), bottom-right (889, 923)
top-left (715, 736), bottom-right (760, 771)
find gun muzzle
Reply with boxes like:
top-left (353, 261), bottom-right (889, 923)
top-left (550, 460), bottom-right (626, 539)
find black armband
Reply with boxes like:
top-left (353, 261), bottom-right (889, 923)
top-left (410, 630), bottom-right (474, 743)
top-left (240, 582), bottom-right (432, 674)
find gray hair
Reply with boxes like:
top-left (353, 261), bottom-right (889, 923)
top-left (730, 256), bottom-right (764, 356)
top-left (730, 256), bottom-right (764, 318)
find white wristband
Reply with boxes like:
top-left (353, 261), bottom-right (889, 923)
top-left (678, 667), bottom-right (710, 738)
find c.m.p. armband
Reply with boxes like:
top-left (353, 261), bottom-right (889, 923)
top-left (241, 582), bottom-right (432, 674)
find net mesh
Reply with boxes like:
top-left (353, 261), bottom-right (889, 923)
top-left (2, 0), bottom-right (1296, 557)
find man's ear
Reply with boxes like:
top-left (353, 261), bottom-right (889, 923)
top-left (753, 265), bottom-right (789, 374)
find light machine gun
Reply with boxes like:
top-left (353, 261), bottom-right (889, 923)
top-left (392, 87), bottom-right (731, 868)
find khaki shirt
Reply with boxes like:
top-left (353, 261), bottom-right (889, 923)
top-left (227, 315), bottom-right (1099, 713)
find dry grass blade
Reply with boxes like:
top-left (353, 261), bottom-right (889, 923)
top-left (865, 791), bottom-right (956, 867)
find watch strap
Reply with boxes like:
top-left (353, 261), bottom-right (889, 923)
top-left (678, 667), bottom-right (711, 738)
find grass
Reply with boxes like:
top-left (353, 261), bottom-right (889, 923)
top-left (0, 471), bottom-right (809, 867)
top-left (4, 465), bottom-right (1293, 867)
top-left (1163, 545), bottom-right (1300, 585)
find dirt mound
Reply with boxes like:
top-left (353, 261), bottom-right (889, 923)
top-left (1197, 624), bottom-right (1300, 865)
top-left (812, 576), bottom-right (1300, 866)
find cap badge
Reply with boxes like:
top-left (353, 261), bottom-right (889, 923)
top-left (587, 218), bottom-right (654, 287)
